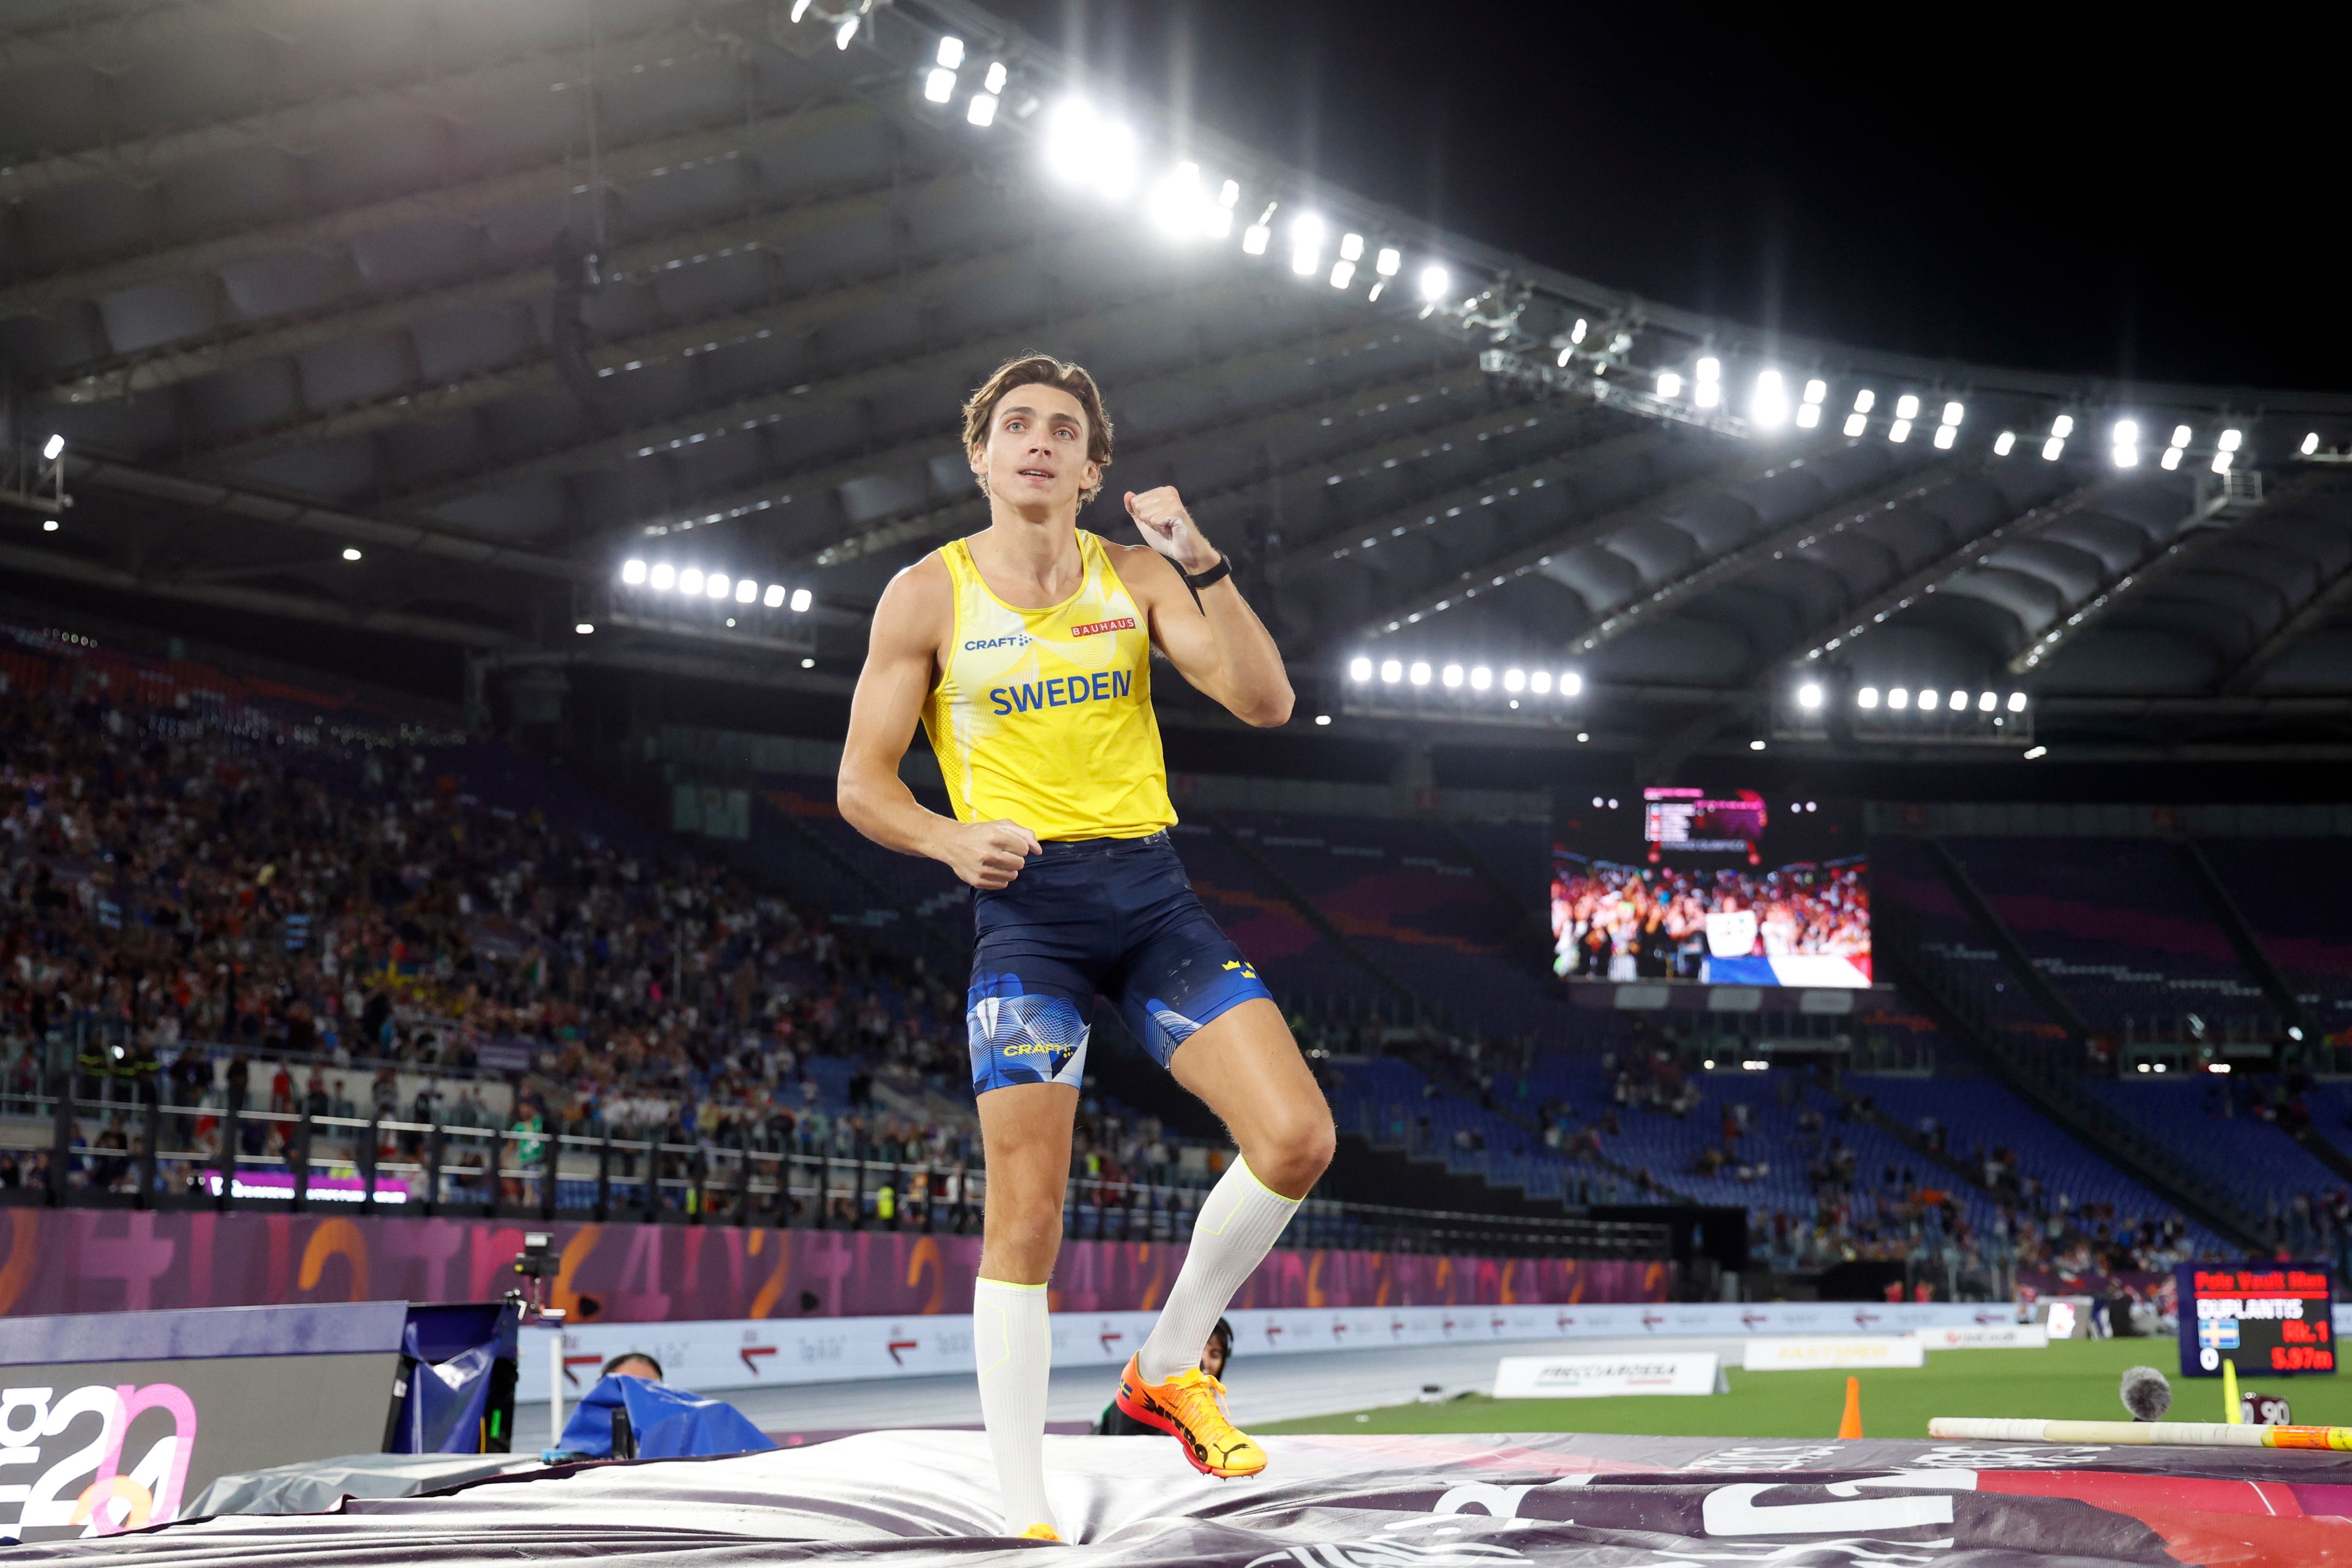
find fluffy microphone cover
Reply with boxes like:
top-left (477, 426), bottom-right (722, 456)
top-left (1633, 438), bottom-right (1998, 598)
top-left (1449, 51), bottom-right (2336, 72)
top-left (2120, 1365), bottom-right (2173, 1422)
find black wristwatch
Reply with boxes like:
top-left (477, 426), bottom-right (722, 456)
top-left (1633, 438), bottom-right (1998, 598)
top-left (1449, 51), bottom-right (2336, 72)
top-left (1181, 554), bottom-right (1232, 590)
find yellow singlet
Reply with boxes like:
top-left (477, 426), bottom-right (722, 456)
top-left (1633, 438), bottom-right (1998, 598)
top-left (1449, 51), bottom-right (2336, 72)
top-left (922, 531), bottom-right (1177, 842)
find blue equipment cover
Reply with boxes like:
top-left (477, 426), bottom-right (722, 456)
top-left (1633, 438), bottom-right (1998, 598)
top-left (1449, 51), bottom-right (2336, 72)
top-left (557, 1376), bottom-right (776, 1460)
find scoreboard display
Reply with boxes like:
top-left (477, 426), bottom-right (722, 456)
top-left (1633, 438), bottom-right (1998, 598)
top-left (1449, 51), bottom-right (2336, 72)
top-left (2176, 1263), bottom-right (2336, 1378)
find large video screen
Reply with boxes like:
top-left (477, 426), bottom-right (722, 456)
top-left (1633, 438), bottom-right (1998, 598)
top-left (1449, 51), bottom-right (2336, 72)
top-left (1551, 788), bottom-right (1870, 988)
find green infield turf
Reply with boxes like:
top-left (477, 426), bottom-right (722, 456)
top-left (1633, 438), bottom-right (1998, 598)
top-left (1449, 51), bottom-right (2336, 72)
top-left (1259, 1338), bottom-right (2352, 1440)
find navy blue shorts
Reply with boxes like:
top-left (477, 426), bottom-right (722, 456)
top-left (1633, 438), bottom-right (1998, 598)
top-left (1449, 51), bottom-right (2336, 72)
top-left (965, 831), bottom-right (1274, 1095)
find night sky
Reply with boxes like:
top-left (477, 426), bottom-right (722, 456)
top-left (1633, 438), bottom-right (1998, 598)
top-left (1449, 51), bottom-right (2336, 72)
top-left (985, 2), bottom-right (2345, 393)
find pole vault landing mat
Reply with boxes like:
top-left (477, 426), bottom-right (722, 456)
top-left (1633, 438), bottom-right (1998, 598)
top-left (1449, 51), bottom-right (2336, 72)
top-left (15, 1430), bottom-right (2352, 1566)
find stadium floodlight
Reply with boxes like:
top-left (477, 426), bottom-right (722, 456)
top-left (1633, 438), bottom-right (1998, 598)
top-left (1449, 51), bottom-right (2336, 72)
top-left (1349, 655), bottom-right (1373, 682)
top-left (1375, 246), bottom-right (1400, 277)
top-left (1409, 661), bottom-right (1431, 686)
top-left (1932, 423), bottom-right (1956, 449)
top-left (2218, 427), bottom-right (2243, 453)
top-left (1044, 98), bottom-right (1094, 182)
top-left (984, 61), bottom-right (1008, 93)
top-left (1752, 369), bottom-right (1790, 428)
top-left (649, 563), bottom-right (676, 590)
top-left (834, 15), bottom-right (858, 48)
top-left (1218, 179), bottom-right (1240, 208)
top-left (1797, 682), bottom-right (1823, 710)
top-left (1942, 400), bottom-right (1964, 426)
top-left (2051, 413), bottom-right (2075, 438)
top-left (2007, 692), bottom-right (2027, 712)
top-left (706, 572), bottom-right (731, 599)
top-left (1530, 670), bottom-right (1553, 694)
top-left (2024, 744), bottom-right (2047, 760)
top-left (2113, 442), bottom-right (2138, 467)
top-left (1469, 666), bottom-right (1493, 691)
top-left (1561, 671), bottom-right (1584, 696)
top-left (1894, 393), bottom-right (1921, 421)
top-left (1695, 378), bottom-right (1721, 410)
top-left (1888, 418), bottom-right (1911, 443)
top-left (1796, 402), bottom-right (1822, 429)
top-left (1148, 161), bottom-right (1204, 236)
top-left (1918, 688), bottom-right (1940, 711)
top-left (924, 66), bottom-right (956, 102)
top-left (2042, 436), bottom-right (2065, 461)
top-left (967, 92), bottom-right (998, 126)
top-left (1329, 259), bottom-right (1355, 288)
top-left (790, 0), bottom-right (813, 19)
top-left (622, 559), bottom-right (648, 584)
top-left (1948, 688), bottom-right (1967, 710)
top-left (1290, 213), bottom-right (1324, 276)
top-left (2211, 450), bottom-right (2233, 475)
top-left (1853, 388), bottom-right (1876, 414)
top-left (1856, 686), bottom-right (1880, 709)
top-left (1749, 739), bottom-right (1766, 752)
top-left (2160, 445), bottom-right (2182, 470)
top-left (1314, 714), bottom-right (1331, 726)
top-left (575, 621), bottom-right (595, 635)
top-left (1441, 663), bottom-right (1464, 688)
top-left (1994, 431), bottom-right (2016, 456)
top-left (41, 434), bottom-right (65, 461)
top-left (1842, 412), bottom-right (1867, 437)
top-left (1887, 687), bottom-right (1910, 709)
top-left (1417, 263), bottom-right (1450, 302)
top-left (1569, 318), bottom-right (1588, 344)
top-left (677, 567), bottom-right (704, 595)
top-left (1804, 378), bottom-right (1828, 405)
top-left (1977, 691), bottom-right (1997, 712)
top-left (1339, 232), bottom-right (1365, 262)
top-left (764, 584), bottom-right (786, 608)
top-left (1379, 658), bottom-right (1403, 684)
top-left (2304, 431), bottom-right (2323, 455)
top-left (1695, 355), bottom-right (1721, 385)
top-left (2171, 423), bottom-right (2193, 447)
top-left (937, 35), bottom-right (965, 68)
top-left (1657, 371), bottom-right (1684, 399)
top-left (1242, 221), bottom-right (1270, 255)
top-left (1204, 202), bottom-right (1231, 238)
top-left (341, 546), bottom-right (363, 562)
top-left (734, 578), bottom-right (756, 603)
top-left (789, 587), bottom-right (813, 612)
top-left (1504, 668), bottom-right (1526, 692)
top-left (2113, 420), bottom-right (2139, 445)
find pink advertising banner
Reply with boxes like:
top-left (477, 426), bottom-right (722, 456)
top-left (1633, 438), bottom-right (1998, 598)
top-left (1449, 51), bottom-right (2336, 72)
top-left (0, 1209), bottom-right (1667, 1322)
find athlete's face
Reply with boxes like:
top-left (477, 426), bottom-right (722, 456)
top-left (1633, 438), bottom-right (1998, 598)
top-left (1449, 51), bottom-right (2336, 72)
top-left (972, 382), bottom-right (1099, 510)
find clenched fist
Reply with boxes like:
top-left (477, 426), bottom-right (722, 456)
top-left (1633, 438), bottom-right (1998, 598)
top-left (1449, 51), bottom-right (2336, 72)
top-left (941, 818), bottom-right (1042, 890)
top-left (1125, 487), bottom-right (1221, 575)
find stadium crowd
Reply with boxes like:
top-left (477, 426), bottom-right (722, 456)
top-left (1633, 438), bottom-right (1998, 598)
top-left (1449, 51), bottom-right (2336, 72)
top-left (0, 635), bottom-right (1189, 1204)
top-left (1550, 858), bottom-right (1869, 980)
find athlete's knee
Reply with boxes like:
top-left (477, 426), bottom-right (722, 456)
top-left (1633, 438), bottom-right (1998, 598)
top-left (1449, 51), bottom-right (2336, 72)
top-left (1246, 1106), bottom-right (1335, 1197)
top-left (983, 1186), bottom-right (1066, 1276)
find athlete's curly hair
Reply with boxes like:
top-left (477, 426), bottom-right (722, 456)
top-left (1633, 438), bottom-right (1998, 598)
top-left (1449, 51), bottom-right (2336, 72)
top-left (961, 353), bottom-right (1115, 506)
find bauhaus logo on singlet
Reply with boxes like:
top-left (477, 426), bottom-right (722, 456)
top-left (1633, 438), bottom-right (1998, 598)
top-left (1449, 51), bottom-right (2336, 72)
top-left (989, 669), bottom-right (1133, 715)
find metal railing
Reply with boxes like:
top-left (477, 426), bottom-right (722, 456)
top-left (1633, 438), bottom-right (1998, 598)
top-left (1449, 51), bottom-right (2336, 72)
top-left (0, 1083), bottom-right (1669, 1261)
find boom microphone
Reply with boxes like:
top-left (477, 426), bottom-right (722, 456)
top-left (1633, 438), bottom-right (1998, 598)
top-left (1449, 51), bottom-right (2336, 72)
top-left (2120, 1365), bottom-right (2172, 1422)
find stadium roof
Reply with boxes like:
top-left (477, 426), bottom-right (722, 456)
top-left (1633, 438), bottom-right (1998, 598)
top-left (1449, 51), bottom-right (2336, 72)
top-left (4, 0), bottom-right (2348, 764)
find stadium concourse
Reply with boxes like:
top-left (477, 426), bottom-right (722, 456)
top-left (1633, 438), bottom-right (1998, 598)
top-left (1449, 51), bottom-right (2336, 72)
top-left (5, 1), bottom-right (2352, 1564)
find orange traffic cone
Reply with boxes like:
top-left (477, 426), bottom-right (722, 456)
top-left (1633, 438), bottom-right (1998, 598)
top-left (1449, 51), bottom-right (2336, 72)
top-left (1838, 1376), bottom-right (1863, 1439)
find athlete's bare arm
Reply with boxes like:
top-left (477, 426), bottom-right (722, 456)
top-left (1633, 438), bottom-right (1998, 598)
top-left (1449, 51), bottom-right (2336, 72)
top-left (838, 556), bottom-right (1043, 889)
top-left (1117, 486), bottom-right (1294, 728)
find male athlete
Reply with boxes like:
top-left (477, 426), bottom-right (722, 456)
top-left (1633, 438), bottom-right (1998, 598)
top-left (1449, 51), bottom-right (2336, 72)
top-left (839, 353), bottom-right (1334, 1540)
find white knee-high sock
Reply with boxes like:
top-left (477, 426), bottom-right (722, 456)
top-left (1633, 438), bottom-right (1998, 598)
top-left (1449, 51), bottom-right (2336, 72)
top-left (1139, 1156), bottom-right (1300, 1383)
top-left (973, 1277), bottom-right (1055, 1535)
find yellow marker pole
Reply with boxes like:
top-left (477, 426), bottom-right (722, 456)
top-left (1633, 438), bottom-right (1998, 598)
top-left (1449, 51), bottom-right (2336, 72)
top-left (2223, 1359), bottom-right (2242, 1423)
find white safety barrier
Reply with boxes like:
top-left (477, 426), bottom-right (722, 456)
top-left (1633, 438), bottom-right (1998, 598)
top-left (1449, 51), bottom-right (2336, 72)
top-left (1743, 1335), bottom-right (1928, 1371)
top-left (516, 1298), bottom-right (2018, 1405)
top-left (1493, 1352), bottom-right (1722, 1399)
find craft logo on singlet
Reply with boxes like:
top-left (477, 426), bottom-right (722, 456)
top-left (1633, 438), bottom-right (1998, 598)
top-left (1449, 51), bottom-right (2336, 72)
top-left (1069, 617), bottom-right (1136, 638)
